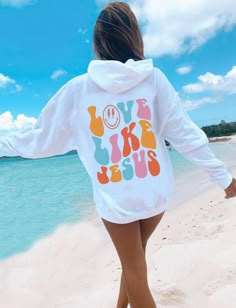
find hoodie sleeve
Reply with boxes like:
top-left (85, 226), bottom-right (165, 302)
top-left (155, 68), bottom-right (233, 190)
top-left (0, 82), bottom-right (76, 159)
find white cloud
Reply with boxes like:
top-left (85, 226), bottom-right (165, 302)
top-left (0, 111), bottom-right (37, 132)
top-left (183, 97), bottom-right (222, 111)
top-left (0, 73), bottom-right (22, 92)
top-left (78, 28), bottom-right (90, 44)
top-left (78, 28), bottom-right (88, 35)
top-left (176, 66), bottom-right (192, 75)
top-left (15, 84), bottom-right (22, 92)
top-left (183, 83), bottom-right (205, 94)
top-left (183, 66), bottom-right (236, 94)
top-left (0, 0), bottom-right (34, 7)
top-left (0, 73), bottom-right (15, 88)
top-left (128, 0), bottom-right (236, 57)
top-left (50, 69), bottom-right (67, 80)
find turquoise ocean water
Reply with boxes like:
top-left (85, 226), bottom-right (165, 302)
top-left (0, 143), bottom-right (235, 260)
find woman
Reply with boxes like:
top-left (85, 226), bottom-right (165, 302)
top-left (0, 2), bottom-right (235, 307)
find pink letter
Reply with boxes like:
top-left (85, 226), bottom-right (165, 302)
top-left (109, 134), bottom-right (122, 163)
top-left (136, 98), bottom-right (151, 120)
top-left (132, 150), bottom-right (148, 178)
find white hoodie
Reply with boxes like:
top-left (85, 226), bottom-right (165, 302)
top-left (0, 59), bottom-right (233, 223)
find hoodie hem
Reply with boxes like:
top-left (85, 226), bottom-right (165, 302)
top-left (96, 203), bottom-right (167, 224)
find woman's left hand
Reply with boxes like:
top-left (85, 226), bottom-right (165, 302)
top-left (224, 177), bottom-right (236, 199)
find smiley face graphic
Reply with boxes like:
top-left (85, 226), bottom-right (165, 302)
top-left (103, 105), bottom-right (121, 129)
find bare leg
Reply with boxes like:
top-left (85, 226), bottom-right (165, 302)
top-left (102, 218), bottom-right (155, 308)
top-left (117, 271), bottom-right (129, 308)
top-left (114, 211), bottom-right (166, 308)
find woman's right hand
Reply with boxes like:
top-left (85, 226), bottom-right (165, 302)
top-left (224, 177), bottom-right (236, 199)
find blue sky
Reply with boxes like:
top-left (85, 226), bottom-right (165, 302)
top-left (0, 0), bottom-right (236, 134)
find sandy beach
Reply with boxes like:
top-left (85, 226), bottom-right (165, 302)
top-left (209, 134), bottom-right (236, 144)
top-left (0, 135), bottom-right (236, 308)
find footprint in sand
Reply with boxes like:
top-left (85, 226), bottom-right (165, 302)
top-left (202, 268), bottom-right (236, 296)
top-left (155, 284), bottom-right (186, 305)
top-left (202, 221), bottom-right (226, 238)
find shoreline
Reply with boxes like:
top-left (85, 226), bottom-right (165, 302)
top-left (0, 141), bottom-right (235, 307)
top-left (208, 133), bottom-right (236, 144)
top-left (209, 137), bottom-right (231, 143)
top-left (1, 134), bottom-right (236, 159)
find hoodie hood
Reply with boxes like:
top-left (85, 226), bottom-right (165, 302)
top-left (87, 58), bottom-right (153, 94)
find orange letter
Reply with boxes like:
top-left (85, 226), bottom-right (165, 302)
top-left (97, 166), bottom-right (109, 184)
top-left (139, 120), bottom-right (156, 149)
top-left (147, 150), bottom-right (160, 176)
top-left (110, 165), bottom-right (122, 182)
top-left (121, 122), bottom-right (140, 157)
top-left (88, 106), bottom-right (104, 137)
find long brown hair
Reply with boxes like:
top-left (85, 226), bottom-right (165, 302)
top-left (93, 2), bottom-right (144, 63)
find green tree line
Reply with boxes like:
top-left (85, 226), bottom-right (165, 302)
top-left (201, 120), bottom-right (236, 137)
